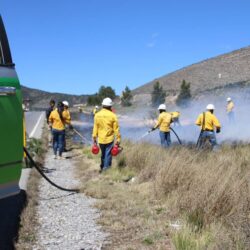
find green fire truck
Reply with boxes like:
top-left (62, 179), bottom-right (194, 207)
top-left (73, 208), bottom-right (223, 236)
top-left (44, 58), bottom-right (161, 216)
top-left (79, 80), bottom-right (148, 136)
top-left (0, 16), bottom-right (23, 199)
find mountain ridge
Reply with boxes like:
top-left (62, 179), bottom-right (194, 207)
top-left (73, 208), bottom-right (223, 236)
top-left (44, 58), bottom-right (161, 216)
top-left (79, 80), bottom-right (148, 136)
top-left (21, 85), bottom-right (89, 109)
top-left (133, 45), bottom-right (250, 96)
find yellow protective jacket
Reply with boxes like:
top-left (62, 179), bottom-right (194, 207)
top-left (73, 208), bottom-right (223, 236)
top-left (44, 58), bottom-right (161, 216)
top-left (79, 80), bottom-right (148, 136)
top-left (226, 101), bottom-right (234, 113)
top-left (154, 112), bottom-right (172, 132)
top-left (195, 111), bottom-right (221, 131)
top-left (171, 111), bottom-right (180, 118)
top-left (64, 109), bottom-right (71, 124)
top-left (92, 108), bottom-right (121, 144)
top-left (49, 108), bottom-right (71, 130)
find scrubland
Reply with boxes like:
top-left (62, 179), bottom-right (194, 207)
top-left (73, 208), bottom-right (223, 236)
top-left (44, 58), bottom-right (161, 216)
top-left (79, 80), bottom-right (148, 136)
top-left (77, 141), bottom-right (250, 250)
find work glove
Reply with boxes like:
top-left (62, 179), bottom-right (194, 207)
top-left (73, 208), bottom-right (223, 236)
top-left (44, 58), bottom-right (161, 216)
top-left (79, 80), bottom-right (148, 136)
top-left (93, 138), bottom-right (97, 144)
top-left (69, 124), bottom-right (74, 130)
top-left (150, 127), bottom-right (156, 132)
top-left (115, 141), bottom-right (120, 146)
top-left (216, 128), bottom-right (221, 134)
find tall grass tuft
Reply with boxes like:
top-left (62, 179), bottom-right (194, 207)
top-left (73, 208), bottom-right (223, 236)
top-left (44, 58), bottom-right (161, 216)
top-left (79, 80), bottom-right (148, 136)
top-left (120, 141), bottom-right (250, 249)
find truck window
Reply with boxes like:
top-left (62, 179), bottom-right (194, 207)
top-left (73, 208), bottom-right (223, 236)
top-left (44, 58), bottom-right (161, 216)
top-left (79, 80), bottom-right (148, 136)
top-left (0, 16), bottom-right (13, 65)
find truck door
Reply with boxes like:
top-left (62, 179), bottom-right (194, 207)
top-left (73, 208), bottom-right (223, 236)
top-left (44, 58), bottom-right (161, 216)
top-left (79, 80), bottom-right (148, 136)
top-left (0, 16), bottom-right (23, 199)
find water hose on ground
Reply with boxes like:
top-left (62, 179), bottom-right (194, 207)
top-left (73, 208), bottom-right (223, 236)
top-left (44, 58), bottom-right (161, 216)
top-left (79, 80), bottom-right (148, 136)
top-left (23, 147), bottom-right (79, 193)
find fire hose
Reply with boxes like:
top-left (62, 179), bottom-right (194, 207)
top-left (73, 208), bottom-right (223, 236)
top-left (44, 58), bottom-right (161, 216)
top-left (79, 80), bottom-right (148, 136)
top-left (23, 147), bottom-right (79, 193)
top-left (170, 127), bottom-right (182, 145)
top-left (196, 130), bottom-right (203, 148)
top-left (138, 127), bottom-right (182, 145)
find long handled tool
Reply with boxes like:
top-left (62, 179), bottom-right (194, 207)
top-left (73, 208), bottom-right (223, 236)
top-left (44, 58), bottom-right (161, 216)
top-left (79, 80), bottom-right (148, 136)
top-left (138, 127), bottom-right (182, 145)
top-left (137, 130), bottom-right (152, 141)
top-left (73, 128), bottom-right (91, 145)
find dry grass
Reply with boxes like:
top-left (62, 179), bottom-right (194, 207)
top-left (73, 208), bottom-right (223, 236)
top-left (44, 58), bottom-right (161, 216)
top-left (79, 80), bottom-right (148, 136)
top-left (76, 141), bottom-right (250, 250)
top-left (16, 125), bottom-right (48, 249)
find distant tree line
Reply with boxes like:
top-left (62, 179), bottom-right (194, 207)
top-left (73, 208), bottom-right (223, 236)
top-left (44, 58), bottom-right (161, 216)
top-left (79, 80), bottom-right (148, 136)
top-left (87, 85), bottom-right (116, 105)
top-left (87, 85), bottom-right (134, 107)
top-left (87, 79), bottom-right (192, 108)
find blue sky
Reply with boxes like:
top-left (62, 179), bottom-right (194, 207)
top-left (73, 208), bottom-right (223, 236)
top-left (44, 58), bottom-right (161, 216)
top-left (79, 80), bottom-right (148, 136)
top-left (1, 0), bottom-right (250, 95)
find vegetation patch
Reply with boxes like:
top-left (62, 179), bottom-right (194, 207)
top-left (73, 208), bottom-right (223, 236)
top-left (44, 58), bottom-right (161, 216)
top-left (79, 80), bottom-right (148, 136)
top-left (16, 124), bottom-right (48, 249)
top-left (76, 141), bottom-right (250, 249)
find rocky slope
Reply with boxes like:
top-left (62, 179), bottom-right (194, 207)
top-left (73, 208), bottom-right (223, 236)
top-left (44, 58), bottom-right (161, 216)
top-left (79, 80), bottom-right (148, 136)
top-left (133, 46), bottom-right (250, 96)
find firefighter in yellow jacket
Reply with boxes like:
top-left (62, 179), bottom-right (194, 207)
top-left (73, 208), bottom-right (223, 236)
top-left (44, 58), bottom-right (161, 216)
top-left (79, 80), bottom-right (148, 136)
top-left (92, 98), bottom-right (121, 172)
top-left (92, 106), bottom-right (99, 116)
top-left (151, 104), bottom-right (172, 147)
top-left (226, 97), bottom-right (235, 123)
top-left (195, 104), bottom-right (221, 149)
top-left (62, 100), bottom-right (72, 152)
top-left (49, 102), bottom-right (72, 159)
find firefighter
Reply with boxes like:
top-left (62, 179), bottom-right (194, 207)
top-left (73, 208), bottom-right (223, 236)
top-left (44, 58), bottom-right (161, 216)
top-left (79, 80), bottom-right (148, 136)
top-left (46, 99), bottom-right (56, 147)
top-left (151, 104), bottom-right (172, 147)
top-left (62, 101), bottom-right (73, 152)
top-left (195, 104), bottom-right (221, 149)
top-left (92, 98), bottom-right (121, 172)
top-left (49, 102), bottom-right (72, 159)
top-left (171, 111), bottom-right (181, 126)
top-left (92, 106), bottom-right (99, 116)
top-left (226, 97), bottom-right (235, 123)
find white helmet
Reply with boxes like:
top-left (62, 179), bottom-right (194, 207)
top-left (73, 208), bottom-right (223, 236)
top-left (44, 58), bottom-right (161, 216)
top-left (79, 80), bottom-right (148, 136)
top-left (102, 97), bottom-right (113, 106)
top-left (63, 101), bottom-right (69, 107)
top-left (227, 97), bottom-right (231, 102)
top-left (158, 104), bottom-right (166, 110)
top-left (206, 104), bottom-right (215, 110)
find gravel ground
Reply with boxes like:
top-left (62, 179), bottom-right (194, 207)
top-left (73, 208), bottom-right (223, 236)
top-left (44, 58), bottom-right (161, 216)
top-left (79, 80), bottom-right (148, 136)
top-left (33, 149), bottom-right (107, 250)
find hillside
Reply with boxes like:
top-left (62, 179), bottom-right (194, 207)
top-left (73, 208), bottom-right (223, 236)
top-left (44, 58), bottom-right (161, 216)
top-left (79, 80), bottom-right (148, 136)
top-left (21, 85), bottom-right (89, 109)
top-left (133, 46), bottom-right (250, 97)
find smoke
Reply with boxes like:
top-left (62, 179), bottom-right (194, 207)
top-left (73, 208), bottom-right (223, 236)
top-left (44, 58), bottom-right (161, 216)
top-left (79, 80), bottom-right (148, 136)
top-left (120, 86), bottom-right (250, 145)
top-left (73, 85), bottom-right (250, 146)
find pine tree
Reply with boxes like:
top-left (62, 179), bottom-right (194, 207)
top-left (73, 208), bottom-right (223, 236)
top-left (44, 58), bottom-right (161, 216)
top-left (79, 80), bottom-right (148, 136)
top-left (87, 85), bottom-right (116, 106)
top-left (176, 80), bottom-right (192, 107)
top-left (151, 81), bottom-right (166, 107)
top-left (121, 86), bottom-right (132, 106)
top-left (98, 85), bottom-right (116, 100)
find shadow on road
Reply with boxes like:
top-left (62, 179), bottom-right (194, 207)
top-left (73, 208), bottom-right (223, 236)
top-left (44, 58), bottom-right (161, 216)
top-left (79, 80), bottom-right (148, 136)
top-left (0, 190), bottom-right (27, 250)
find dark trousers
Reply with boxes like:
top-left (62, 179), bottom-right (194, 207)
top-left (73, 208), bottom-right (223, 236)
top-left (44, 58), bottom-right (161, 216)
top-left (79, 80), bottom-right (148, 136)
top-left (52, 129), bottom-right (65, 156)
top-left (99, 141), bottom-right (114, 170)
